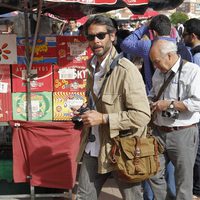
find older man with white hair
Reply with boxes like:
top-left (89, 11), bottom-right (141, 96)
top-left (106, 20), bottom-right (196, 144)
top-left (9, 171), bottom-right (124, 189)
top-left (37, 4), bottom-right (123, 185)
top-left (148, 39), bottom-right (200, 200)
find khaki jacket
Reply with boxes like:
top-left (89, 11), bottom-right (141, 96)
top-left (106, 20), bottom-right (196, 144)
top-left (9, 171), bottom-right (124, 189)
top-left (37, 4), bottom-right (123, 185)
top-left (77, 47), bottom-right (151, 174)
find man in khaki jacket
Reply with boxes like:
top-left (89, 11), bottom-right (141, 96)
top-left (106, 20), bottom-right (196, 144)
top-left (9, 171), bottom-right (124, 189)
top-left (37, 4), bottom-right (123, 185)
top-left (75, 15), bottom-right (151, 200)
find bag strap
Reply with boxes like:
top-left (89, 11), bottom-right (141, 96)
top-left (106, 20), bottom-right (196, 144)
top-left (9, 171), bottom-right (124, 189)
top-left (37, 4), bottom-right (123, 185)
top-left (153, 71), bottom-right (175, 102)
top-left (153, 137), bottom-right (160, 170)
top-left (153, 59), bottom-right (185, 102)
top-left (109, 137), bottom-right (120, 164)
top-left (191, 45), bottom-right (200, 56)
top-left (134, 137), bottom-right (141, 158)
top-left (97, 52), bottom-right (124, 98)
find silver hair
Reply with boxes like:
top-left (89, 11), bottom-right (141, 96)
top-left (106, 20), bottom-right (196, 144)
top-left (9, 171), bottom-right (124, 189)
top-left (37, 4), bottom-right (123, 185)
top-left (159, 40), bottom-right (178, 55)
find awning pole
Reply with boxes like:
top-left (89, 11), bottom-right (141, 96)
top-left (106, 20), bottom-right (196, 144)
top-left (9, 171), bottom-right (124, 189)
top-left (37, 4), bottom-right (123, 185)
top-left (24, 0), bottom-right (31, 121)
top-left (26, 0), bottom-right (43, 121)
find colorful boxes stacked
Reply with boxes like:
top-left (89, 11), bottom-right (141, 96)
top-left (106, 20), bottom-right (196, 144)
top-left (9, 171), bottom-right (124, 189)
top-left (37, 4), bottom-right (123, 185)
top-left (53, 36), bottom-right (91, 120)
top-left (0, 35), bottom-right (92, 122)
top-left (12, 63), bottom-right (53, 92)
top-left (12, 92), bottom-right (52, 121)
top-left (17, 36), bottom-right (57, 64)
top-left (53, 92), bottom-right (86, 121)
top-left (11, 63), bottom-right (53, 121)
top-left (0, 65), bottom-right (12, 122)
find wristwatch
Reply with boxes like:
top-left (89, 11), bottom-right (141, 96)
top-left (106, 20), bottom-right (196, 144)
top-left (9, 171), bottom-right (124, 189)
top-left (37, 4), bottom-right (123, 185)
top-left (169, 101), bottom-right (175, 109)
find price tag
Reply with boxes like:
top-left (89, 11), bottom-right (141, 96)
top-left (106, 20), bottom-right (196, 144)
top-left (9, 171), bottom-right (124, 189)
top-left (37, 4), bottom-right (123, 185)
top-left (0, 82), bottom-right (8, 93)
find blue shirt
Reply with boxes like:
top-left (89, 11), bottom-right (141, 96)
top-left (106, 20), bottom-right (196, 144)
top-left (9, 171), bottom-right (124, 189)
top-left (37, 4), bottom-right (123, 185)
top-left (63, 30), bottom-right (80, 36)
top-left (120, 25), bottom-right (192, 94)
top-left (120, 25), bottom-right (152, 93)
top-left (193, 53), bottom-right (200, 66)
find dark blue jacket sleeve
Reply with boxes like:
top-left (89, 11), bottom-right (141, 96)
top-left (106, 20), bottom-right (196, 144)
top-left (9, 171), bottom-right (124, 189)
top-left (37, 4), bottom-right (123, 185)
top-left (120, 25), bottom-right (152, 58)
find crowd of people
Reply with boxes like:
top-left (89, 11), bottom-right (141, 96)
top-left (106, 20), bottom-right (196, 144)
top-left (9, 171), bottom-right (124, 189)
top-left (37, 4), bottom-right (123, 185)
top-left (70, 13), bottom-right (200, 200)
top-left (49, 13), bottom-right (200, 200)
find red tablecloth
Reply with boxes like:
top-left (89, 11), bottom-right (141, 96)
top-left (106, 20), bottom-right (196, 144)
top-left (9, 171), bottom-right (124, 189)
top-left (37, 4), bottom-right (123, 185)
top-left (10, 120), bottom-right (81, 189)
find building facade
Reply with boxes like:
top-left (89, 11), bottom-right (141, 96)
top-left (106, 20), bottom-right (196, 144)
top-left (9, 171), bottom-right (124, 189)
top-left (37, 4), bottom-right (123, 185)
top-left (176, 0), bottom-right (200, 15)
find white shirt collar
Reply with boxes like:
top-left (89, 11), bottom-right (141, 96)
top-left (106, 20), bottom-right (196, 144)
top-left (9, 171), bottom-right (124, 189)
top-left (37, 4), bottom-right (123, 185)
top-left (170, 56), bottom-right (181, 74)
top-left (91, 54), bottom-right (109, 72)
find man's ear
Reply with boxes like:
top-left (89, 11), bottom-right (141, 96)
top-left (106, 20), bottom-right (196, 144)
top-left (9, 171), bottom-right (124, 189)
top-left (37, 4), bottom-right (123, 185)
top-left (110, 33), bottom-right (116, 42)
top-left (192, 33), bottom-right (197, 40)
top-left (153, 30), bottom-right (158, 37)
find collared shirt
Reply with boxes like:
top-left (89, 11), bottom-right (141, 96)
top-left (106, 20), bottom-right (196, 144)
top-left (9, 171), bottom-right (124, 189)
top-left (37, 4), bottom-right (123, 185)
top-left (120, 25), bottom-right (192, 94)
top-left (193, 53), bottom-right (200, 66)
top-left (149, 57), bottom-right (200, 127)
top-left (190, 45), bottom-right (200, 66)
top-left (63, 29), bottom-right (80, 36)
top-left (85, 55), bottom-right (108, 157)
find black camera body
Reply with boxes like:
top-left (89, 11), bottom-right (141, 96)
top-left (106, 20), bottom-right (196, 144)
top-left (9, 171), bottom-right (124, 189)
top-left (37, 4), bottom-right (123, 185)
top-left (72, 106), bottom-right (89, 127)
top-left (162, 108), bottom-right (179, 119)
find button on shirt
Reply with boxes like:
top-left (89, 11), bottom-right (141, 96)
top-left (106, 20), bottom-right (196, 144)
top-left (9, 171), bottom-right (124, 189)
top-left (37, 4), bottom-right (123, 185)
top-left (85, 55), bottom-right (108, 157)
top-left (149, 57), bottom-right (200, 127)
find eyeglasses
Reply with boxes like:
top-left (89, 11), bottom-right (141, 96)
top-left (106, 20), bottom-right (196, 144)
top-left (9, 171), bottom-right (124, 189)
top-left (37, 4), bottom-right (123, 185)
top-left (86, 32), bottom-right (109, 41)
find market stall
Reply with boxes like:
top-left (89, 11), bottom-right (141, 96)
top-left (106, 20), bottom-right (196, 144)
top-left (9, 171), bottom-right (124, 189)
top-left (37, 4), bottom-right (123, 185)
top-left (0, 0), bottom-right (185, 199)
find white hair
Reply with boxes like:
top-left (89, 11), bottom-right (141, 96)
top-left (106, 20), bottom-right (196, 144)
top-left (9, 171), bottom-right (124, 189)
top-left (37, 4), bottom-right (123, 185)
top-left (158, 40), bottom-right (178, 55)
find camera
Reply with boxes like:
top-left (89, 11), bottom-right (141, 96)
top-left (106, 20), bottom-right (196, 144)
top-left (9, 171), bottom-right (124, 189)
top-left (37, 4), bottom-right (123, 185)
top-left (162, 108), bottom-right (179, 119)
top-left (72, 106), bottom-right (89, 128)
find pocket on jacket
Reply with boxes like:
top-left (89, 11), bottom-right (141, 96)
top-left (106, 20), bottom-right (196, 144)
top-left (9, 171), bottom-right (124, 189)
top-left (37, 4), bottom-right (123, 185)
top-left (102, 94), bottom-right (120, 105)
top-left (101, 94), bottom-right (122, 111)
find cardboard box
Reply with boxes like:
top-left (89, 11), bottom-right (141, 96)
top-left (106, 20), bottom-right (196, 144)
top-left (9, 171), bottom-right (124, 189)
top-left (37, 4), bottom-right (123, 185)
top-left (54, 65), bottom-right (86, 92)
top-left (17, 36), bottom-right (57, 64)
top-left (0, 93), bottom-right (12, 122)
top-left (53, 92), bottom-right (86, 121)
top-left (0, 34), bottom-right (17, 64)
top-left (12, 63), bottom-right (53, 92)
top-left (57, 36), bottom-right (92, 66)
top-left (0, 65), bottom-right (12, 122)
top-left (12, 92), bottom-right (52, 121)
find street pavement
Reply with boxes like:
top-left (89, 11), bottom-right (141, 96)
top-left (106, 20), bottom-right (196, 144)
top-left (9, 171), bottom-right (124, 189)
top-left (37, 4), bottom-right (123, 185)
top-left (99, 178), bottom-right (122, 200)
top-left (0, 178), bottom-right (122, 200)
top-left (1, 178), bottom-right (199, 200)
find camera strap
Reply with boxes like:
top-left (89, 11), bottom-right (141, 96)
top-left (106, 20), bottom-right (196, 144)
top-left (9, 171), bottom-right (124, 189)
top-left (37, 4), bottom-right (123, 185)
top-left (154, 59), bottom-right (185, 102)
top-left (87, 52), bottom-right (124, 142)
top-left (97, 52), bottom-right (124, 98)
top-left (87, 52), bottom-right (124, 109)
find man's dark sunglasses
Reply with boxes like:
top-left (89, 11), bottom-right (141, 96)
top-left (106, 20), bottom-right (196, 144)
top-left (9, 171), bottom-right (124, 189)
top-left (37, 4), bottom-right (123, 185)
top-left (86, 32), bottom-right (109, 41)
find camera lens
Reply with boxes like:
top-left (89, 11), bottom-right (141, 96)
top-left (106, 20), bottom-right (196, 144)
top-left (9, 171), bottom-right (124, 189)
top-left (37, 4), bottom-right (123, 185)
top-left (88, 134), bottom-right (96, 142)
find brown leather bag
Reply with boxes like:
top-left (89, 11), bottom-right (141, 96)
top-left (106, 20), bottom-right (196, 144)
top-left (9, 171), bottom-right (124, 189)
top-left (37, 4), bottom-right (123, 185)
top-left (109, 135), bottom-right (161, 183)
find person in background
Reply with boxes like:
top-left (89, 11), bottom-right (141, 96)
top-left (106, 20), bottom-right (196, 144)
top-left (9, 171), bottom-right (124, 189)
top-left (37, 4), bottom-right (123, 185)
top-left (148, 39), bottom-right (200, 200)
top-left (51, 23), bottom-right (59, 35)
top-left (78, 25), bottom-right (84, 36)
top-left (120, 15), bottom-right (181, 200)
top-left (120, 14), bottom-right (192, 94)
top-left (177, 23), bottom-right (184, 40)
top-left (183, 18), bottom-right (200, 66)
top-left (183, 18), bottom-right (200, 199)
top-left (63, 18), bottom-right (80, 36)
top-left (74, 14), bottom-right (151, 200)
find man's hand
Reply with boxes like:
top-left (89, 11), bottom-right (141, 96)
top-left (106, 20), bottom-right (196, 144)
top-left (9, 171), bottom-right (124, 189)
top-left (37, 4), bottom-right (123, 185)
top-left (151, 100), bottom-right (171, 113)
top-left (81, 110), bottom-right (104, 127)
top-left (71, 103), bottom-right (88, 116)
